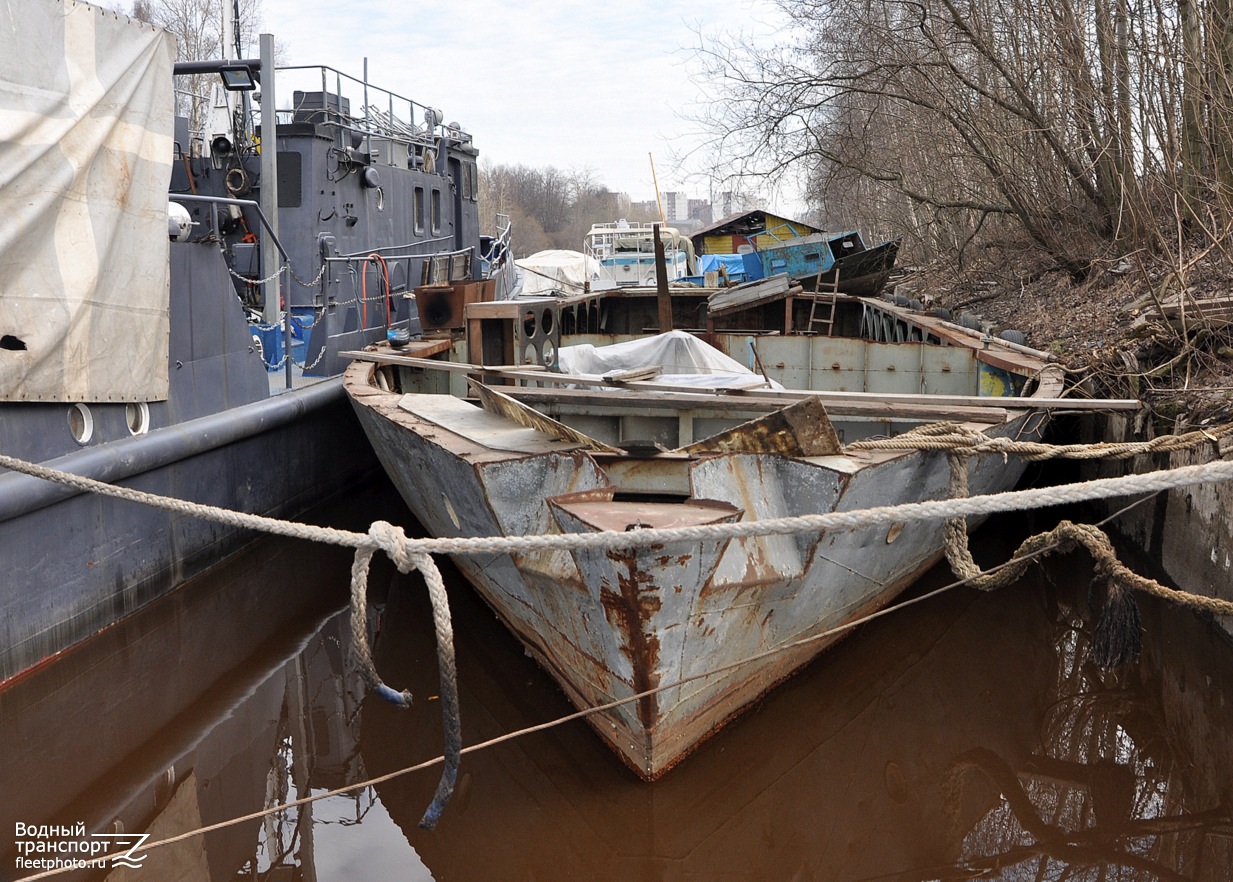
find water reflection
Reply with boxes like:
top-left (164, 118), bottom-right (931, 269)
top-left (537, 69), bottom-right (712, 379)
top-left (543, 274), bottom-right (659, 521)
top-left (1, 489), bottom-right (1231, 882)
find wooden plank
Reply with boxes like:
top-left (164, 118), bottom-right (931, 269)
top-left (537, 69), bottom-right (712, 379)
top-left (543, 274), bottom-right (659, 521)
top-left (720, 386), bottom-right (1139, 411)
top-left (503, 386), bottom-right (1011, 424)
top-left (602, 365), bottom-right (662, 383)
top-left (468, 380), bottom-right (620, 452)
top-left (706, 274), bottom-right (792, 317)
top-left (341, 350), bottom-right (546, 375)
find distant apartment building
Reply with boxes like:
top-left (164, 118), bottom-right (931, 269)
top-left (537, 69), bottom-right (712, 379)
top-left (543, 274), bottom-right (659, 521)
top-left (661, 191), bottom-right (688, 222)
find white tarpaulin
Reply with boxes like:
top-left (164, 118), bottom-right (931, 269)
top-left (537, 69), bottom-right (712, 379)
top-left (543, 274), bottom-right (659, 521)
top-left (515, 249), bottom-right (599, 296)
top-left (557, 330), bottom-right (782, 389)
top-left (0, 1), bottom-right (175, 402)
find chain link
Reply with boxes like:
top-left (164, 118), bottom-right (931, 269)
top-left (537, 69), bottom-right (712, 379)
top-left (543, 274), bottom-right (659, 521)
top-left (288, 260), bottom-right (328, 289)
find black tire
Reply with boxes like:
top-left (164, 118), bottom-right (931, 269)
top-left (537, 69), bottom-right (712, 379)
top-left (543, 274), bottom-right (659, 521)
top-left (932, 307), bottom-right (952, 321)
top-left (999, 329), bottom-right (1027, 346)
top-left (958, 312), bottom-right (982, 330)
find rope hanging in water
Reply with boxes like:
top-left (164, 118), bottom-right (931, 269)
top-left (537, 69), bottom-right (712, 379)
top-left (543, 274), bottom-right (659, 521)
top-left (350, 520), bottom-right (461, 830)
top-left (941, 451), bottom-right (1155, 667)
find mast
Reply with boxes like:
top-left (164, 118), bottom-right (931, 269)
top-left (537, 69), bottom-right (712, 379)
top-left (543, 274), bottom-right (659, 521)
top-left (649, 152), bottom-right (667, 225)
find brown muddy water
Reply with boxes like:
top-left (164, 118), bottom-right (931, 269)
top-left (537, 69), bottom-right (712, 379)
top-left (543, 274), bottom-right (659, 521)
top-left (2, 476), bottom-right (1232, 882)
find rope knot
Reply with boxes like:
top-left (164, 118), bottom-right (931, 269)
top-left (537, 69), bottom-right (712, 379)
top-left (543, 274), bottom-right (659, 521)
top-left (369, 520), bottom-right (414, 573)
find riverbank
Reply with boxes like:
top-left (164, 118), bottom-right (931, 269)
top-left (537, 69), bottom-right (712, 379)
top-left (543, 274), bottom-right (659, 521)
top-left (899, 251), bottom-right (1233, 635)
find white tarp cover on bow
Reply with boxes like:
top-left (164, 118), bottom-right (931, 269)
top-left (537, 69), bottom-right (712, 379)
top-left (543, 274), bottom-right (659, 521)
top-left (0, 1), bottom-right (175, 402)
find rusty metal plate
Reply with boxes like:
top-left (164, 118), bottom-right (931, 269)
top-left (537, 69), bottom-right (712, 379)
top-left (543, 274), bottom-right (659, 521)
top-left (680, 396), bottom-right (842, 456)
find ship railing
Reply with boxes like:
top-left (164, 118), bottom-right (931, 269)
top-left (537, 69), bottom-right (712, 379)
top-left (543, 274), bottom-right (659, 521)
top-left (481, 214), bottom-right (513, 266)
top-left (274, 64), bottom-right (456, 149)
top-left (482, 214), bottom-right (517, 299)
top-left (171, 87), bottom-right (212, 154)
top-left (324, 242), bottom-right (472, 289)
top-left (174, 193), bottom-right (290, 267)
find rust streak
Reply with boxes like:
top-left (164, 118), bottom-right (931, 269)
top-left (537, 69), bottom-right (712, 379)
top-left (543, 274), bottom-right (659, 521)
top-left (599, 549), bottom-right (662, 729)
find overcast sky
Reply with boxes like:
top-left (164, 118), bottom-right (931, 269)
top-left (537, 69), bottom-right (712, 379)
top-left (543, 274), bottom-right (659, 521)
top-left (255, 0), bottom-right (792, 208)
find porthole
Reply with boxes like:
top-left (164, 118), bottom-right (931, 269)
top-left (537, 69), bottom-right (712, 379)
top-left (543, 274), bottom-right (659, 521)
top-left (69, 403), bottom-right (94, 445)
top-left (126, 402), bottom-right (151, 436)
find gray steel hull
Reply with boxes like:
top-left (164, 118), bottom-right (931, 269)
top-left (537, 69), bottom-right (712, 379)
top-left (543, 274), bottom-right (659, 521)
top-left (346, 359), bottom-right (1045, 777)
top-left (0, 382), bottom-right (377, 685)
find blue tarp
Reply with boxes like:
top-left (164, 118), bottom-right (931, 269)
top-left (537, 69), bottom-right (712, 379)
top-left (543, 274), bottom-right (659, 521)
top-left (697, 252), bottom-right (764, 283)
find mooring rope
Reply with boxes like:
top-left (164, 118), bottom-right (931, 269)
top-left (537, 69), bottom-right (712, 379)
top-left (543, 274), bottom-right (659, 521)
top-left (847, 420), bottom-right (1233, 460)
top-left (5, 452), bottom-right (1233, 561)
top-left (358, 520), bottom-right (461, 830)
top-left (5, 463), bottom-right (1230, 881)
top-left (937, 451), bottom-right (1215, 666)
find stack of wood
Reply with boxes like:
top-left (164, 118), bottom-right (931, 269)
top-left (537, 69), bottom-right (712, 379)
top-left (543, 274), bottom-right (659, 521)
top-left (706, 273), bottom-right (806, 317)
top-left (1129, 290), bottom-right (1233, 329)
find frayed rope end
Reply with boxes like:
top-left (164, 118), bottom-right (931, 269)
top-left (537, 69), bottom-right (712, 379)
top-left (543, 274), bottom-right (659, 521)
top-left (1090, 580), bottom-right (1142, 669)
top-left (373, 683), bottom-right (414, 708)
top-left (417, 770), bottom-right (457, 830)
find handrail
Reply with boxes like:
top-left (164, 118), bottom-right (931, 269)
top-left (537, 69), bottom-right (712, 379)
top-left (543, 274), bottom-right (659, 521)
top-left (276, 64), bottom-right (461, 145)
top-left (334, 235), bottom-right (454, 260)
top-left (172, 194), bottom-right (291, 264)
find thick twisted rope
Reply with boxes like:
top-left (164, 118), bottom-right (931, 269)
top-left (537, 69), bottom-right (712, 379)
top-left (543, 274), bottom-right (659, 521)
top-left (848, 420), bottom-right (1233, 461)
top-left (937, 451), bottom-right (1231, 665)
top-left (4, 451), bottom-right (1233, 564)
top-left (350, 521), bottom-right (461, 830)
top-left (5, 436), bottom-right (1233, 853)
top-left (5, 445), bottom-right (1233, 829)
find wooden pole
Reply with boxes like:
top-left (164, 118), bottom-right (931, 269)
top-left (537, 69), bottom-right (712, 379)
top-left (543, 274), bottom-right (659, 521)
top-left (654, 224), bottom-right (673, 332)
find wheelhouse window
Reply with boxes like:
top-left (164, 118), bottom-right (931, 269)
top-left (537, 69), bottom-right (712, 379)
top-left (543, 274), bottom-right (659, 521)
top-left (414, 186), bottom-right (425, 233)
top-left (431, 189), bottom-right (441, 233)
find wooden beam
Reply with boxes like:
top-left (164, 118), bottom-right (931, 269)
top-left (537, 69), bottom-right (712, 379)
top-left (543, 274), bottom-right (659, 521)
top-left (654, 224), bottom-right (673, 332)
top-left (502, 386), bottom-right (1011, 424)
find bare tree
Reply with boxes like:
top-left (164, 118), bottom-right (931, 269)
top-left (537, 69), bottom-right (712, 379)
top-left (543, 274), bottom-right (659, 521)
top-left (693, 0), bottom-right (1233, 275)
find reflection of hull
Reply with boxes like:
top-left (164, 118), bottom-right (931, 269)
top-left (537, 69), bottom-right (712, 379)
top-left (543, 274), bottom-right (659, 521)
top-left (361, 551), bottom-right (1057, 880)
top-left (0, 510), bottom-right (360, 880)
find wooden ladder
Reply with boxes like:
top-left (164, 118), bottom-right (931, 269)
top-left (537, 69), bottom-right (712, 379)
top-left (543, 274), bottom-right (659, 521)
top-left (806, 267), bottom-right (840, 335)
